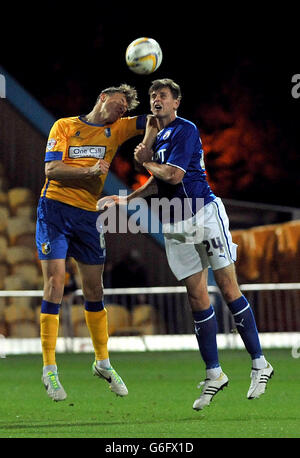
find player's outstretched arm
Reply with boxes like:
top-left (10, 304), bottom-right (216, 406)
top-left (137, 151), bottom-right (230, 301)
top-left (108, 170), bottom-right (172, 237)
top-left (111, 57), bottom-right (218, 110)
top-left (96, 176), bottom-right (158, 211)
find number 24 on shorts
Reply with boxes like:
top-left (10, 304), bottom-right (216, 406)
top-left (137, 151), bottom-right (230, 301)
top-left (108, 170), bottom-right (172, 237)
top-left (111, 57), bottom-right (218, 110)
top-left (203, 237), bottom-right (224, 256)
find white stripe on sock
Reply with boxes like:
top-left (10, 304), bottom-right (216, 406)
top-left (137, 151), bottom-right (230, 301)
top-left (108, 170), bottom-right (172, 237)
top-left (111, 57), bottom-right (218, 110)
top-left (194, 310), bottom-right (215, 324)
top-left (233, 304), bottom-right (250, 316)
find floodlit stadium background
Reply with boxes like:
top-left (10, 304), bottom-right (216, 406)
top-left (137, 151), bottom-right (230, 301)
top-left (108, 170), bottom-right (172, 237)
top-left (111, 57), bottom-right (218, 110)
top-left (0, 6), bottom-right (300, 356)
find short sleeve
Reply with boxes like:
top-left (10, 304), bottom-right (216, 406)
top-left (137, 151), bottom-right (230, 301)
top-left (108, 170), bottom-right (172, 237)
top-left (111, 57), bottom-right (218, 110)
top-left (44, 119), bottom-right (67, 162)
top-left (166, 124), bottom-right (197, 172)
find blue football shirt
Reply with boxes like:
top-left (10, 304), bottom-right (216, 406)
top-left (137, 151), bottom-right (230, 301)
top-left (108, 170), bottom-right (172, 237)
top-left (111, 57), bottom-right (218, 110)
top-left (152, 116), bottom-right (215, 221)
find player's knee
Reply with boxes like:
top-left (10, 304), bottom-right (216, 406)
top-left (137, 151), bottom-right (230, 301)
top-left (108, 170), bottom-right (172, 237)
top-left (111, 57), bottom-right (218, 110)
top-left (82, 283), bottom-right (103, 302)
top-left (221, 288), bottom-right (241, 304)
top-left (44, 275), bottom-right (65, 301)
top-left (187, 291), bottom-right (210, 311)
top-left (214, 269), bottom-right (241, 303)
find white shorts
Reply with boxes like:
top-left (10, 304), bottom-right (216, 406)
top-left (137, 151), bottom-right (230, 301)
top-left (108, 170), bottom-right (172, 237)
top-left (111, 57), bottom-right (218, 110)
top-left (163, 197), bottom-right (237, 281)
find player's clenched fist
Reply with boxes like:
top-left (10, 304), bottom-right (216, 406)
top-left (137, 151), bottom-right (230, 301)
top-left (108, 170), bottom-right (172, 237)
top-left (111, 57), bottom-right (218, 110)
top-left (134, 143), bottom-right (149, 164)
top-left (89, 159), bottom-right (110, 176)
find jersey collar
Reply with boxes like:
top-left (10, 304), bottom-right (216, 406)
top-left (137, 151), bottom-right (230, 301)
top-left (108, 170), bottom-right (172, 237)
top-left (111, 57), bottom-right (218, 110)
top-left (78, 115), bottom-right (106, 127)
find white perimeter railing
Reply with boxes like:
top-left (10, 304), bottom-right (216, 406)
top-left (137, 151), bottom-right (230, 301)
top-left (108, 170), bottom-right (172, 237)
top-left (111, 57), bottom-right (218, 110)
top-left (1, 282), bottom-right (300, 298)
top-left (0, 283), bottom-right (300, 356)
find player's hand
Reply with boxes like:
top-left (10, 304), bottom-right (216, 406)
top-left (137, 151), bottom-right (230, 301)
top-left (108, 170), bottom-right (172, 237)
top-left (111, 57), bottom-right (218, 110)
top-left (146, 114), bottom-right (160, 132)
top-left (134, 143), bottom-right (152, 164)
top-left (96, 195), bottom-right (127, 211)
top-left (89, 159), bottom-right (110, 177)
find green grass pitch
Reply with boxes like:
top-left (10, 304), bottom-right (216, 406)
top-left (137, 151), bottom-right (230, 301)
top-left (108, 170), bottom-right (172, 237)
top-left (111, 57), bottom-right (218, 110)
top-left (0, 349), bottom-right (299, 439)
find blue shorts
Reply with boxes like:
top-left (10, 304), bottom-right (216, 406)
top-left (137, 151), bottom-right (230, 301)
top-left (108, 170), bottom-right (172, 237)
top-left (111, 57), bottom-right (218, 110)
top-left (36, 197), bottom-right (105, 264)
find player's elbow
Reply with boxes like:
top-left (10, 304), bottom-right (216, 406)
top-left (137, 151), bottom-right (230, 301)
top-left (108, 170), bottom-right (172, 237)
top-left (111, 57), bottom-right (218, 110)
top-left (166, 167), bottom-right (185, 185)
top-left (45, 162), bottom-right (54, 179)
top-left (168, 175), bottom-right (182, 185)
top-left (45, 161), bottom-right (61, 179)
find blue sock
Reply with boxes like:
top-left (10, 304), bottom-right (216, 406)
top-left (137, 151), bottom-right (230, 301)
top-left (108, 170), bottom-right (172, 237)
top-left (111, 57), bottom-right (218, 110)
top-left (41, 300), bottom-right (60, 315)
top-left (193, 305), bottom-right (220, 370)
top-left (227, 295), bottom-right (262, 360)
top-left (84, 300), bottom-right (104, 312)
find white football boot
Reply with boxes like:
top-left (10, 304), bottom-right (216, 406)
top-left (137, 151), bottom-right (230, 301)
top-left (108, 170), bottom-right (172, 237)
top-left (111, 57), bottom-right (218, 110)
top-left (42, 371), bottom-right (67, 402)
top-left (92, 362), bottom-right (128, 397)
top-left (247, 362), bottom-right (274, 399)
top-left (193, 372), bottom-right (229, 410)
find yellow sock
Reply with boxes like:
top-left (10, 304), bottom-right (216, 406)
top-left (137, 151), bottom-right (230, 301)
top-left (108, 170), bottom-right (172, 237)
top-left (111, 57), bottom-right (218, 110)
top-left (84, 308), bottom-right (109, 361)
top-left (40, 313), bottom-right (59, 366)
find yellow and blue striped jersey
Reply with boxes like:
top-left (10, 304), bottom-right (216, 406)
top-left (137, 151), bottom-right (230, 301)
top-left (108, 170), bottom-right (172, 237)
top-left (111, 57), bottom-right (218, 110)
top-left (41, 115), bottom-right (146, 211)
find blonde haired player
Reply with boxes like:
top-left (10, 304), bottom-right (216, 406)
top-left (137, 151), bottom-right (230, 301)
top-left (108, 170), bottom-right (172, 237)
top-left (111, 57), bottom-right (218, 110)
top-left (36, 84), bottom-right (146, 401)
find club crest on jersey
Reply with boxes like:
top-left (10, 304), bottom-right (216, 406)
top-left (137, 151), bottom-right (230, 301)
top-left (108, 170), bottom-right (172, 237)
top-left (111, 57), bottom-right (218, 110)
top-left (41, 242), bottom-right (51, 255)
top-left (162, 130), bottom-right (171, 140)
top-left (105, 128), bottom-right (111, 138)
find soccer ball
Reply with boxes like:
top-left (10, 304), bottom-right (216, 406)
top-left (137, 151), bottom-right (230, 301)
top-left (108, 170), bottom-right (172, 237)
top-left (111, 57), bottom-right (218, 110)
top-left (125, 37), bottom-right (162, 75)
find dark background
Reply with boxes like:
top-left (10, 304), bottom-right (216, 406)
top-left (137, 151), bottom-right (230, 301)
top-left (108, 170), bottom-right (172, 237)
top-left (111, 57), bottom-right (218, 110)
top-left (1, 4), bottom-right (299, 207)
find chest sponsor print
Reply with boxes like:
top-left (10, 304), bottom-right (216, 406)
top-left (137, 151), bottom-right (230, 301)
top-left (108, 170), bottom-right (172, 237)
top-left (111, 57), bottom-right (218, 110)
top-left (68, 146), bottom-right (106, 159)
